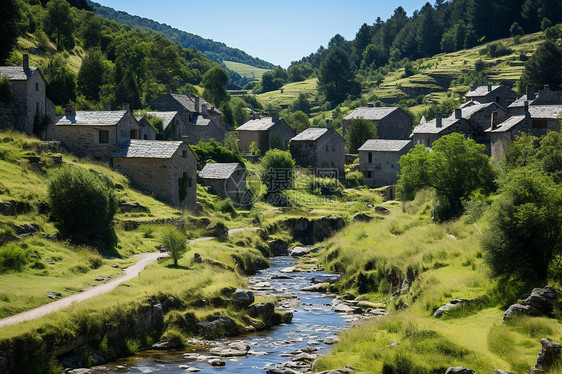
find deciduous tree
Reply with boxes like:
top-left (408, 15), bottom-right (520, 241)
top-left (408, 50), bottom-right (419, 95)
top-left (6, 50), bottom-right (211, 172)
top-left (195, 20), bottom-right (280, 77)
top-left (41, 55), bottom-right (76, 105)
top-left (346, 119), bottom-right (378, 154)
top-left (44, 0), bottom-right (75, 51)
top-left (202, 66), bottom-right (229, 107)
top-left (0, 0), bottom-right (20, 64)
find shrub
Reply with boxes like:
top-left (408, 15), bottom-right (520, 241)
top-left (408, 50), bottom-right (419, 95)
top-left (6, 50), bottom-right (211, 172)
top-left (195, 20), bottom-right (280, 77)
top-left (49, 167), bottom-right (117, 249)
top-left (309, 177), bottom-right (344, 196)
top-left (346, 170), bottom-right (364, 188)
top-left (191, 139), bottom-right (244, 170)
top-left (0, 243), bottom-right (29, 272)
top-left (261, 149), bottom-right (295, 194)
top-left (163, 328), bottom-right (186, 347)
top-left (162, 228), bottom-right (188, 267)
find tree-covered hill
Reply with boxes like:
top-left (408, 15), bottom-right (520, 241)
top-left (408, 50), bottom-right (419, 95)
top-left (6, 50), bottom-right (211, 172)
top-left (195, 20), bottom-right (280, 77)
top-left (87, 0), bottom-right (276, 70)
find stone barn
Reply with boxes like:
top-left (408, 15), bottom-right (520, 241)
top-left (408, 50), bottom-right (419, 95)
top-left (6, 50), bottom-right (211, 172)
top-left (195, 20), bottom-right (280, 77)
top-left (198, 162), bottom-right (247, 203)
top-left (487, 105), bottom-right (561, 161)
top-left (450, 102), bottom-right (508, 149)
top-left (508, 86), bottom-right (562, 115)
top-left (358, 139), bottom-right (413, 188)
top-left (289, 121), bottom-right (345, 180)
top-left (342, 105), bottom-right (411, 139)
top-left (237, 114), bottom-right (295, 155)
top-left (411, 115), bottom-right (471, 147)
top-left (134, 116), bottom-right (157, 140)
top-left (0, 55), bottom-right (56, 140)
top-left (56, 108), bottom-right (140, 161)
top-left (112, 138), bottom-right (197, 209)
top-left (145, 111), bottom-right (186, 140)
top-left (464, 83), bottom-right (516, 109)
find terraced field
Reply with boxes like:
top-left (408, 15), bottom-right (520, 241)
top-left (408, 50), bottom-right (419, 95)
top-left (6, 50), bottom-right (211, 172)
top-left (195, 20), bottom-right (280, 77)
top-left (224, 60), bottom-right (272, 80)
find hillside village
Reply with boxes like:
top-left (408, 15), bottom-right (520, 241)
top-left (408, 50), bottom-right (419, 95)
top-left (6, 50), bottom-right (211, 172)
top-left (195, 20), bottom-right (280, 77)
top-left (1, 0), bottom-right (562, 373)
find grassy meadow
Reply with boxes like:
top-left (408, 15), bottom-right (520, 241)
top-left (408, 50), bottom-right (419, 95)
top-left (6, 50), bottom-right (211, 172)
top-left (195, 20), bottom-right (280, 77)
top-left (257, 78), bottom-right (319, 108)
top-left (224, 60), bottom-right (272, 80)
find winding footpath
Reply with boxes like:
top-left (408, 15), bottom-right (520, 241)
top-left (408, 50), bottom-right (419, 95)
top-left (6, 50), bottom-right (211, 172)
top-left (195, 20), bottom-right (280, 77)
top-left (0, 227), bottom-right (256, 329)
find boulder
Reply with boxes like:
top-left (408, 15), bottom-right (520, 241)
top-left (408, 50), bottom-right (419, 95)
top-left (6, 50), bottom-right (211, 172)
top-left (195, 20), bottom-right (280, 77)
top-left (197, 316), bottom-right (238, 338)
top-left (247, 302), bottom-right (275, 327)
top-left (434, 298), bottom-right (483, 318)
top-left (206, 224), bottom-right (228, 239)
top-left (232, 289), bottom-right (255, 307)
top-left (301, 283), bottom-right (329, 292)
top-left (46, 291), bottom-right (62, 299)
top-left (0, 200), bottom-right (32, 216)
top-left (445, 368), bottom-right (476, 374)
top-left (269, 239), bottom-right (289, 256)
top-left (118, 201), bottom-right (149, 213)
top-left (208, 358), bottom-right (225, 367)
top-left (374, 205), bottom-right (390, 214)
top-left (289, 246), bottom-right (312, 257)
top-left (193, 253), bottom-right (202, 263)
top-left (531, 338), bottom-right (561, 373)
top-left (15, 223), bottom-right (40, 235)
top-left (323, 336), bottom-right (340, 345)
top-left (209, 342), bottom-right (250, 357)
top-left (311, 274), bottom-right (341, 284)
top-left (353, 213), bottom-right (373, 222)
top-left (503, 286), bottom-right (559, 322)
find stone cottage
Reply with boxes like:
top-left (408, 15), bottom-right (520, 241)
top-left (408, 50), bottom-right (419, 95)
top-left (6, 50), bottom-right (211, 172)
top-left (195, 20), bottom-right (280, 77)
top-left (487, 104), bottom-right (561, 160)
top-left (148, 93), bottom-right (230, 143)
top-left (451, 102), bottom-right (508, 148)
top-left (0, 55), bottom-right (56, 140)
top-left (145, 111), bottom-right (186, 140)
top-left (134, 116), bottom-right (157, 140)
top-left (358, 139), bottom-right (413, 188)
top-left (112, 138), bottom-right (197, 209)
top-left (411, 115), bottom-right (471, 147)
top-left (342, 105), bottom-right (412, 139)
top-left (198, 162), bottom-right (247, 203)
top-left (464, 83), bottom-right (516, 109)
top-left (508, 85), bottom-right (562, 115)
top-left (289, 121), bottom-right (345, 180)
top-left (55, 108), bottom-right (140, 161)
top-left (237, 113), bottom-right (295, 155)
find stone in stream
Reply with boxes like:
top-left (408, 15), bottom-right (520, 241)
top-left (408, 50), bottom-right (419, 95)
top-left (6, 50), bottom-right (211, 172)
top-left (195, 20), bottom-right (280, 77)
top-left (289, 246), bottom-right (312, 257)
top-left (232, 289), bottom-right (255, 307)
top-left (208, 341), bottom-right (250, 357)
top-left (208, 358), bottom-right (226, 367)
top-left (311, 274), bottom-right (341, 284)
top-left (301, 283), bottom-right (329, 292)
top-left (323, 336), bottom-right (340, 344)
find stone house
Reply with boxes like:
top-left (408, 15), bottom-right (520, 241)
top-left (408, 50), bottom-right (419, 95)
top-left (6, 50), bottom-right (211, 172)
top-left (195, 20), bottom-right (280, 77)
top-left (0, 55), bottom-right (56, 140)
top-left (289, 122), bottom-right (345, 180)
top-left (464, 83), bottom-right (516, 109)
top-left (411, 115), bottom-right (471, 147)
top-left (508, 85), bottom-right (562, 115)
top-left (342, 105), bottom-right (412, 139)
top-left (198, 162), bottom-right (247, 203)
top-left (134, 116), bottom-right (157, 140)
top-left (237, 114), bottom-right (295, 155)
top-left (451, 102), bottom-right (508, 148)
top-left (487, 104), bottom-right (561, 160)
top-left (56, 108), bottom-right (140, 161)
top-left (112, 138), bottom-right (197, 209)
top-left (358, 139), bottom-right (413, 188)
top-left (148, 93), bottom-right (230, 143)
top-left (145, 111), bottom-right (186, 140)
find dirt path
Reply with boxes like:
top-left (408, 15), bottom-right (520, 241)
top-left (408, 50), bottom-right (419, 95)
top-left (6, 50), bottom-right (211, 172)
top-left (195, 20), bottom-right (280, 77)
top-left (0, 227), bottom-right (256, 329)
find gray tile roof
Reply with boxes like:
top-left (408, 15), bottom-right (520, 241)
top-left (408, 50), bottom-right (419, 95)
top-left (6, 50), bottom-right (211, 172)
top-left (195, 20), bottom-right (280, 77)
top-left (487, 116), bottom-right (526, 133)
top-left (508, 95), bottom-right (528, 108)
top-left (237, 117), bottom-right (277, 131)
top-left (358, 139), bottom-right (412, 152)
top-left (461, 100), bottom-right (481, 108)
top-left (0, 66), bottom-right (39, 81)
top-left (192, 114), bottom-right (211, 127)
top-left (55, 110), bottom-right (128, 126)
top-left (412, 118), bottom-right (462, 134)
top-left (343, 107), bottom-right (398, 121)
top-left (528, 105), bottom-right (562, 119)
top-left (291, 127), bottom-right (328, 141)
top-left (169, 93), bottom-right (222, 115)
top-left (450, 102), bottom-right (496, 119)
top-left (465, 86), bottom-right (501, 97)
top-left (199, 162), bottom-right (240, 180)
top-left (112, 139), bottom-right (183, 158)
top-left (146, 111), bottom-right (179, 129)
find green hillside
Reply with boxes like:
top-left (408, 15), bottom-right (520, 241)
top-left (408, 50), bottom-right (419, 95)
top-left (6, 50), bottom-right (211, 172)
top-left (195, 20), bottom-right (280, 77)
top-left (223, 60), bottom-right (271, 81)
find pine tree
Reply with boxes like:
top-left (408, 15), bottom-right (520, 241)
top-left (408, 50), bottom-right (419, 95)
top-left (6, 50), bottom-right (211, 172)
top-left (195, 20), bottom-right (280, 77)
top-left (0, 0), bottom-right (20, 64)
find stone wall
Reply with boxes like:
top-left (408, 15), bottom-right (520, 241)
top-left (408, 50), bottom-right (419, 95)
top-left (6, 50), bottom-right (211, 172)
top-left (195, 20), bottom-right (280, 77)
top-left (57, 125), bottom-right (118, 161)
top-left (239, 130), bottom-right (268, 154)
top-left (376, 109), bottom-right (412, 139)
top-left (268, 120), bottom-right (295, 151)
top-left (359, 144), bottom-right (412, 187)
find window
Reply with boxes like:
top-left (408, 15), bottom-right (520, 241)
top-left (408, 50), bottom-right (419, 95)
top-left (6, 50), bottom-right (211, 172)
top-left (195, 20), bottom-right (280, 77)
top-left (130, 130), bottom-right (138, 139)
top-left (35, 83), bottom-right (39, 91)
top-left (532, 119), bottom-right (548, 129)
top-left (99, 130), bottom-right (109, 144)
top-left (144, 134), bottom-right (148, 140)
top-left (35, 102), bottom-right (39, 114)
top-left (182, 150), bottom-right (187, 158)
top-left (331, 162), bottom-right (334, 167)
top-left (368, 152), bottom-right (373, 163)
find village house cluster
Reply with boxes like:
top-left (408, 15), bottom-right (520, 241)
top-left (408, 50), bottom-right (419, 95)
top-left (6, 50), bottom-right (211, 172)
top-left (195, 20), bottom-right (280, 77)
top-left (1, 56), bottom-right (560, 208)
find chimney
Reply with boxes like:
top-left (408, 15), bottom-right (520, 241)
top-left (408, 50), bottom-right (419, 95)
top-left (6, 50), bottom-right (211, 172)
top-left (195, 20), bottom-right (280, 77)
top-left (201, 104), bottom-right (208, 115)
top-left (271, 111), bottom-right (279, 123)
top-left (435, 115), bottom-right (442, 128)
top-left (326, 119), bottom-right (333, 128)
top-left (367, 103), bottom-right (374, 108)
top-left (490, 111), bottom-right (497, 130)
top-left (194, 96), bottom-right (200, 113)
top-left (487, 85), bottom-right (492, 92)
top-left (182, 136), bottom-right (190, 145)
top-left (454, 108), bottom-right (462, 119)
top-left (23, 54), bottom-right (29, 70)
top-left (122, 103), bottom-right (129, 111)
top-left (526, 84), bottom-right (536, 100)
top-left (524, 100), bottom-right (530, 118)
top-left (65, 104), bottom-right (75, 117)
top-left (544, 84), bottom-right (550, 91)
top-left (185, 89), bottom-right (191, 97)
top-left (483, 76), bottom-right (489, 86)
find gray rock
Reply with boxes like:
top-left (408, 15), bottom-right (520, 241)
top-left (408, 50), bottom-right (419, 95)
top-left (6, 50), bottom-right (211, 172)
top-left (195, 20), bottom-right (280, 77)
top-left (504, 286), bottom-right (559, 322)
top-left (374, 205), bottom-right (390, 214)
top-left (95, 276), bottom-right (108, 282)
top-left (46, 291), bottom-right (62, 299)
top-left (193, 253), bottom-right (202, 263)
top-left (289, 246), bottom-right (312, 257)
top-left (266, 367), bottom-right (302, 374)
top-left (353, 213), bottom-right (373, 222)
top-left (434, 298), bottom-right (483, 318)
top-left (323, 336), bottom-right (340, 344)
top-left (291, 352), bottom-right (317, 362)
top-left (208, 358), bottom-right (225, 367)
top-left (15, 223), bottom-right (40, 235)
top-left (197, 316), bottom-right (238, 338)
top-left (269, 239), bottom-right (289, 256)
top-left (247, 302), bottom-right (275, 327)
top-left (209, 342), bottom-right (250, 357)
top-left (531, 338), bottom-right (561, 373)
top-left (119, 201), bottom-right (149, 213)
top-left (232, 289), bottom-right (255, 307)
top-left (206, 224), bottom-right (228, 239)
top-left (301, 283), bottom-right (329, 293)
top-left (495, 370), bottom-right (515, 374)
top-left (445, 367), bottom-right (476, 374)
top-left (312, 274), bottom-right (341, 284)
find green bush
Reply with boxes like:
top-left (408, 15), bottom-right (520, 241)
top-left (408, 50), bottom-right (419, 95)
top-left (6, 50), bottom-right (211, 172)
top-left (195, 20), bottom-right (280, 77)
top-left (346, 170), bottom-right (364, 188)
top-left (0, 243), bottom-right (29, 272)
top-left (162, 228), bottom-right (188, 267)
top-left (192, 139), bottom-right (244, 170)
top-left (48, 167), bottom-right (117, 249)
top-left (309, 177), bottom-right (344, 196)
top-left (261, 149), bottom-right (295, 194)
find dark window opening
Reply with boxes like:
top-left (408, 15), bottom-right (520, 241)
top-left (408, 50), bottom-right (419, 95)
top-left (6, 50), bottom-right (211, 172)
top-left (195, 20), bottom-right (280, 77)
top-left (35, 83), bottom-right (39, 91)
top-left (99, 130), bottom-right (109, 144)
top-left (368, 152), bottom-right (373, 163)
top-left (182, 150), bottom-right (187, 158)
top-left (532, 119), bottom-right (548, 129)
top-left (130, 130), bottom-right (138, 139)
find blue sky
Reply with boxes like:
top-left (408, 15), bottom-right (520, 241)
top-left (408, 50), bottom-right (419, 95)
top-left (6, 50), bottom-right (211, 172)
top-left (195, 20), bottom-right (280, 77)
top-left (96, 0), bottom-right (432, 68)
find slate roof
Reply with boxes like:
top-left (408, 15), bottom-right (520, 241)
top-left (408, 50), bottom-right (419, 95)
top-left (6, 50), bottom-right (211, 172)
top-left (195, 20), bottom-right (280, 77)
top-left (169, 93), bottom-right (222, 115)
top-left (508, 95), bottom-right (528, 108)
top-left (192, 114), bottom-right (211, 127)
top-left (450, 102), bottom-right (497, 119)
top-left (199, 163), bottom-right (240, 180)
top-left (412, 118), bottom-right (463, 134)
top-left (237, 117), bottom-right (277, 131)
top-left (528, 105), bottom-right (562, 119)
top-left (461, 100), bottom-right (481, 108)
top-left (146, 111), bottom-right (179, 129)
top-left (113, 139), bottom-right (183, 159)
top-left (55, 111), bottom-right (128, 126)
top-left (343, 107), bottom-right (398, 121)
top-left (358, 139), bottom-right (412, 152)
top-left (290, 128), bottom-right (328, 142)
top-left (0, 66), bottom-right (39, 81)
top-left (465, 86), bottom-right (501, 97)
top-left (486, 116), bottom-right (526, 133)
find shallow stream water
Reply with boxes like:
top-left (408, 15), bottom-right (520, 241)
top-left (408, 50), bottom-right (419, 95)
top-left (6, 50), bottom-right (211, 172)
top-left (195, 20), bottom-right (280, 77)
top-left (103, 256), bottom-right (349, 373)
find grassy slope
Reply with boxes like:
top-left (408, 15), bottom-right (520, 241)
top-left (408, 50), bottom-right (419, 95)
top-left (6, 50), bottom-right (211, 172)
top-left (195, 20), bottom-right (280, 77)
top-left (224, 60), bottom-right (271, 81)
top-left (313, 191), bottom-right (562, 373)
top-left (257, 78), bottom-right (318, 108)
